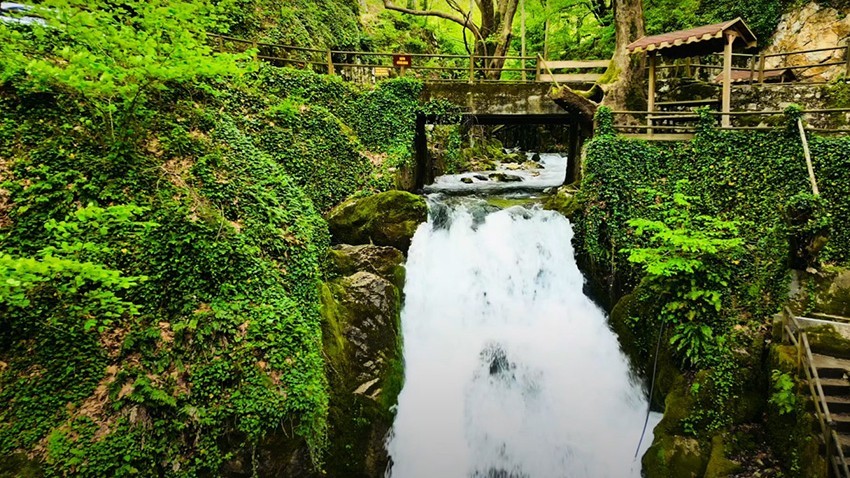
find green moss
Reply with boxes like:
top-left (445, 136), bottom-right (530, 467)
top-left (543, 187), bottom-right (582, 220)
top-left (804, 324), bottom-right (850, 359)
top-left (704, 434), bottom-right (741, 478)
top-left (326, 190), bottom-right (427, 252)
top-left (0, 453), bottom-right (42, 478)
top-left (485, 196), bottom-right (541, 209)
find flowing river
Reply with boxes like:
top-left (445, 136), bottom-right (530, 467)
top-left (386, 197), bottom-right (659, 478)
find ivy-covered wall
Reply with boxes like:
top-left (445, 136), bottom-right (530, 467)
top-left (0, 64), bottom-right (429, 476)
top-left (576, 106), bottom-right (850, 475)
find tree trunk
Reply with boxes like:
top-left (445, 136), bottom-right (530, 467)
top-left (601, 0), bottom-right (645, 111)
top-left (385, 0), bottom-right (519, 80)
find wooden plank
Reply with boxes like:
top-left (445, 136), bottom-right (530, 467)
top-left (538, 73), bottom-right (603, 83)
top-left (542, 60), bottom-right (610, 70)
top-left (621, 133), bottom-right (694, 141)
top-left (656, 99), bottom-right (719, 106)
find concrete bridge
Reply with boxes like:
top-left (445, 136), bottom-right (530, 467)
top-left (414, 82), bottom-right (596, 190)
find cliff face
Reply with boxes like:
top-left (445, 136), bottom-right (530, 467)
top-left (764, 1), bottom-right (850, 82)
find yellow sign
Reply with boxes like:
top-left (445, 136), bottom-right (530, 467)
top-left (374, 67), bottom-right (390, 77)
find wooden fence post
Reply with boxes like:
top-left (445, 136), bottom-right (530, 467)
top-left (535, 55), bottom-right (542, 82)
top-left (758, 53), bottom-right (766, 84)
top-left (845, 44), bottom-right (850, 79)
top-left (327, 50), bottom-right (335, 75)
top-left (468, 55), bottom-right (475, 84)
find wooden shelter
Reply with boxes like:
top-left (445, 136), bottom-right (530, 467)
top-left (627, 18), bottom-right (758, 127)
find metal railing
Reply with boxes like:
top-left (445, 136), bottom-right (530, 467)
top-left (782, 307), bottom-right (850, 478)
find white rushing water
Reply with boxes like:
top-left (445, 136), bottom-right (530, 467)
top-left (386, 199), bottom-right (659, 478)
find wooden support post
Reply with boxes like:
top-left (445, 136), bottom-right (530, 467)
top-left (469, 55), bottom-right (475, 84)
top-left (535, 54), bottom-right (541, 82)
top-left (750, 54), bottom-right (757, 83)
top-left (521, 0), bottom-right (527, 82)
top-left (685, 57), bottom-right (692, 78)
top-left (798, 117), bottom-right (820, 196)
top-left (252, 39), bottom-right (258, 62)
top-left (758, 53), bottom-right (766, 84)
top-left (648, 53), bottom-right (657, 135)
top-left (845, 44), bottom-right (850, 79)
top-left (413, 114), bottom-right (428, 190)
top-left (722, 32), bottom-right (736, 128)
top-left (217, 35), bottom-right (224, 53)
top-left (327, 50), bottom-right (335, 75)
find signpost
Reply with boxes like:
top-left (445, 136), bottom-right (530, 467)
top-left (393, 54), bottom-right (412, 76)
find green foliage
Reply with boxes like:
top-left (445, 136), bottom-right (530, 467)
top-left (624, 181), bottom-right (744, 367)
top-left (222, 0), bottom-right (364, 50)
top-left (769, 369), bottom-right (797, 415)
top-left (0, 0), bottom-right (251, 143)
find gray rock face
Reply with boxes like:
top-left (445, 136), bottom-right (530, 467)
top-left (337, 271), bottom-right (400, 386)
top-left (330, 244), bottom-right (406, 289)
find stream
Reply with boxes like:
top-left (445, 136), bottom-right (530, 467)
top-left (385, 194), bottom-right (660, 478)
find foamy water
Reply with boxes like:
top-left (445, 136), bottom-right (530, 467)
top-left (386, 199), bottom-right (659, 478)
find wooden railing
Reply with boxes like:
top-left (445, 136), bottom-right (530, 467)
top-left (210, 33), bottom-right (547, 83)
top-left (781, 307), bottom-right (850, 478)
top-left (651, 46), bottom-right (850, 85)
top-left (536, 58), bottom-right (609, 85)
top-left (208, 34), bottom-right (621, 85)
top-left (610, 108), bottom-right (850, 139)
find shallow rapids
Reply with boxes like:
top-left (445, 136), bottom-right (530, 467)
top-left (386, 198), bottom-right (659, 478)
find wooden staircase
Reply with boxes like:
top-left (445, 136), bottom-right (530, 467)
top-left (783, 308), bottom-right (850, 476)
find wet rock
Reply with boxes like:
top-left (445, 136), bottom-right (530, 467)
top-left (489, 173), bottom-right (523, 183)
top-left (474, 174), bottom-right (489, 181)
top-left (531, 153), bottom-right (542, 162)
top-left (461, 177), bottom-right (474, 184)
top-left (521, 161), bottom-right (541, 170)
top-left (329, 244), bottom-right (405, 289)
top-left (543, 186), bottom-right (582, 220)
top-left (320, 268), bottom-right (404, 477)
top-left (326, 190), bottom-right (427, 253)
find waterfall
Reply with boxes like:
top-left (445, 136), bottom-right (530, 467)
top-left (386, 198), bottom-right (659, 478)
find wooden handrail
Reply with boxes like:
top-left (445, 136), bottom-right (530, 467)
top-left (781, 307), bottom-right (850, 476)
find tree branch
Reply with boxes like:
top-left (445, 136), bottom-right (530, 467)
top-left (382, 0), bottom-right (468, 28)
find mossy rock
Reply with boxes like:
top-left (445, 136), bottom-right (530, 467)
top-left (804, 324), bottom-right (850, 359)
top-left (642, 433), bottom-right (707, 478)
top-left (791, 267), bottom-right (850, 317)
top-left (609, 286), bottom-right (680, 408)
top-left (326, 190), bottom-right (427, 253)
top-left (319, 266), bottom-right (404, 477)
top-left (0, 454), bottom-right (42, 478)
top-left (703, 434), bottom-right (741, 478)
top-left (328, 244), bottom-right (406, 290)
top-left (543, 186), bottom-right (581, 220)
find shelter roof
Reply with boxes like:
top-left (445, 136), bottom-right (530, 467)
top-left (627, 18), bottom-right (757, 58)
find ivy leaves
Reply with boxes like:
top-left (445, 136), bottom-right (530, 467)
top-left (623, 181), bottom-right (745, 367)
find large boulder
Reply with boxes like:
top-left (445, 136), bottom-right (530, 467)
top-left (329, 244), bottom-right (406, 290)
top-left (320, 246), bottom-right (405, 477)
top-left (326, 191), bottom-right (427, 253)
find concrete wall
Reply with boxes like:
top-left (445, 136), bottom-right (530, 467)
top-left (421, 83), bottom-right (565, 116)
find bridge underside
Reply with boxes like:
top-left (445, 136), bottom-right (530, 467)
top-left (414, 113), bottom-right (588, 190)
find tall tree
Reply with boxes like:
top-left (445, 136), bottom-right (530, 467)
top-left (601, 0), bottom-right (645, 110)
top-left (382, 0), bottom-right (521, 78)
